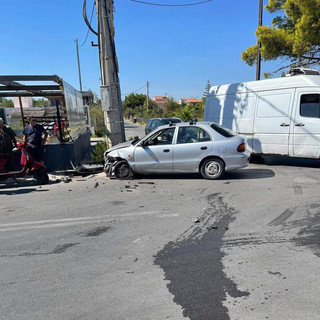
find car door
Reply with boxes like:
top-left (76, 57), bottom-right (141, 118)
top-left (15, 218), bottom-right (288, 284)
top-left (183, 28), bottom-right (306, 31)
top-left (133, 127), bottom-right (175, 173)
top-left (173, 126), bottom-right (212, 172)
top-left (291, 91), bottom-right (320, 158)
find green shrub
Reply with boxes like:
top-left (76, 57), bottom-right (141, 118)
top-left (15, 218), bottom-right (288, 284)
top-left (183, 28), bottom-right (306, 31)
top-left (91, 141), bottom-right (108, 163)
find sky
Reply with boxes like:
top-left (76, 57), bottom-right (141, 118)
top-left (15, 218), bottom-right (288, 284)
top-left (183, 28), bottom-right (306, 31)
top-left (0, 0), bottom-right (286, 101)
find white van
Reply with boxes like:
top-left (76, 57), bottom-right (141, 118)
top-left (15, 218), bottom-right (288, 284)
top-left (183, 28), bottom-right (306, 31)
top-left (203, 74), bottom-right (320, 159)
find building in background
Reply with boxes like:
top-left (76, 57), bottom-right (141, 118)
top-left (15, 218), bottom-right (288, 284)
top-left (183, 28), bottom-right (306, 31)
top-left (153, 95), bottom-right (168, 109)
top-left (13, 97), bottom-right (33, 108)
top-left (178, 97), bottom-right (202, 105)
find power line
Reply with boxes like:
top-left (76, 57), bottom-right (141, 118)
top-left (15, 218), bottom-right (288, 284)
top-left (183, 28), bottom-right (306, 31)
top-left (83, 0), bottom-right (98, 36)
top-left (130, 0), bottom-right (213, 6)
top-left (122, 84), bottom-right (147, 97)
top-left (80, 0), bottom-right (96, 47)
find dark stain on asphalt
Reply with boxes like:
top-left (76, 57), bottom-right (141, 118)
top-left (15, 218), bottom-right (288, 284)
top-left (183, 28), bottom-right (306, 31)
top-left (290, 211), bottom-right (320, 257)
top-left (83, 226), bottom-right (111, 237)
top-left (272, 203), bottom-right (320, 257)
top-left (109, 201), bottom-right (125, 206)
top-left (154, 193), bottom-right (249, 320)
top-left (50, 243), bottom-right (79, 254)
top-left (19, 243), bottom-right (80, 256)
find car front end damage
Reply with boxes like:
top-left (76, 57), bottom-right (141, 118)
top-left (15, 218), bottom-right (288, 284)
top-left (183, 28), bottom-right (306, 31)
top-left (103, 146), bottom-right (135, 179)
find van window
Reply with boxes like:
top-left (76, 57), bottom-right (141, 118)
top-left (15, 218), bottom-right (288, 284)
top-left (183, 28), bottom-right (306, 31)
top-left (300, 94), bottom-right (320, 118)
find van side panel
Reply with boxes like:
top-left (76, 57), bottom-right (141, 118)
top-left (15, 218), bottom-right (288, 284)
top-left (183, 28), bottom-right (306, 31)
top-left (203, 94), bottom-right (221, 124)
top-left (253, 90), bottom-right (294, 155)
top-left (204, 93), bottom-right (255, 150)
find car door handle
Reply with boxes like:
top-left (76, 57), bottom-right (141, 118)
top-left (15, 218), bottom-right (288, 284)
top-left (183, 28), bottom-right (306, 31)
top-left (280, 123), bottom-right (290, 127)
top-left (200, 146), bottom-right (208, 150)
top-left (163, 149), bottom-right (170, 153)
top-left (295, 123), bottom-right (305, 127)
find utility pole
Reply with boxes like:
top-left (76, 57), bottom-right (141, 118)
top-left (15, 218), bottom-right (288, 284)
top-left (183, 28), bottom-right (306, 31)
top-left (96, 0), bottom-right (125, 146)
top-left (256, 0), bottom-right (263, 80)
top-left (146, 81), bottom-right (149, 109)
top-left (74, 38), bottom-right (83, 92)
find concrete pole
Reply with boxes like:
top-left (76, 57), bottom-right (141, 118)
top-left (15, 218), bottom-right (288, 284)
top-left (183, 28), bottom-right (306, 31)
top-left (256, 0), bottom-right (263, 81)
top-left (96, 0), bottom-right (125, 146)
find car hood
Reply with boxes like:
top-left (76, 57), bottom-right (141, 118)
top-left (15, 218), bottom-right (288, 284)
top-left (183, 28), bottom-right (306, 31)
top-left (105, 141), bottom-right (133, 153)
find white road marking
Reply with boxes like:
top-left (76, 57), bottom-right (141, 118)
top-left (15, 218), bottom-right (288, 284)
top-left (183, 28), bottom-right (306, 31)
top-left (0, 211), bottom-right (179, 232)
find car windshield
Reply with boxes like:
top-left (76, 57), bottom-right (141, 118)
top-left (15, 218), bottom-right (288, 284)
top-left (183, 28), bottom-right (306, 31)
top-left (210, 123), bottom-right (236, 138)
top-left (162, 119), bottom-right (181, 125)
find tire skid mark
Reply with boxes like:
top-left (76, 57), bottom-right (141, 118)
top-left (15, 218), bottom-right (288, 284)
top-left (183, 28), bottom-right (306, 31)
top-left (154, 193), bottom-right (249, 320)
top-left (268, 207), bottom-right (298, 226)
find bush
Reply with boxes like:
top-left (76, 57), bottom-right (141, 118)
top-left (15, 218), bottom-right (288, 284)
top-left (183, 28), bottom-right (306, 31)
top-left (91, 141), bottom-right (107, 163)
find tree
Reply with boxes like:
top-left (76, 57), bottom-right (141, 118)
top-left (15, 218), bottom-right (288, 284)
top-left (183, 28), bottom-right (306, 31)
top-left (122, 93), bottom-right (146, 118)
top-left (175, 104), bottom-right (194, 121)
top-left (143, 100), bottom-right (162, 119)
top-left (203, 80), bottom-right (211, 98)
top-left (33, 98), bottom-right (49, 108)
top-left (4, 99), bottom-right (14, 108)
top-left (163, 97), bottom-right (180, 117)
top-left (89, 93), bottom-right (106, 137)
top-left (242, 0), bottom-right (320, 70)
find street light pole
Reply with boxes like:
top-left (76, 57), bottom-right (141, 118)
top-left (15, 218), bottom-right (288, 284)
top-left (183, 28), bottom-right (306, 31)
top-left (146, 81), bottom-right (149, 109)
top-left (96, 0), bottom-right (125, 146)
top-left (75, 38), bottom-right (83, 92)
top-left (256, 0), bottom-right (263, 80)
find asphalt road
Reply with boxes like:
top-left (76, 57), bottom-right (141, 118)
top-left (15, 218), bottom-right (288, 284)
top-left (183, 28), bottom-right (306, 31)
top-left (124, 120), bottom-right (146, 140)
top-left (1, 140), bottom-right (320, 319)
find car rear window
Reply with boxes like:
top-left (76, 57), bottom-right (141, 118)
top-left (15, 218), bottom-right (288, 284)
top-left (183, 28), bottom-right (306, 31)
top-left (210, 123), bottom-right (236, 138)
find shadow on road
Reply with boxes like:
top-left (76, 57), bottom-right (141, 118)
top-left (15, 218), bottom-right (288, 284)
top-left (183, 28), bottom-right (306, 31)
top-left (251, 155), bottom-right (320, 168)
top-left (129, 168), bottom-right (275, 181)
top-left (0, 187), bottom-right (49, 195)
top-left (0, 176), bottom-right (62, 195)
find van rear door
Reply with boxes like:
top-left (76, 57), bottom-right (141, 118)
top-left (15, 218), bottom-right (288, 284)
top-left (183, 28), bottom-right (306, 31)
top-left (291, 91), bottom-right (320, 158)
top-left (253, 90), bottom-right (294, 155)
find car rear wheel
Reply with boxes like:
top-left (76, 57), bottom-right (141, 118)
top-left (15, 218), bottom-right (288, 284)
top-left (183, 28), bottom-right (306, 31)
top-left (200, 158), bottom-right (225, 180)
top-left (114, 160), bottom-right (133, 179)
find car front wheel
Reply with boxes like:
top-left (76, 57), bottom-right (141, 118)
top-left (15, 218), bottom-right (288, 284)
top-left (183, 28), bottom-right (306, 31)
top-left (200, 158), bottom-right (225, 180)
top-left (114, 160), bottom-right (133, 179)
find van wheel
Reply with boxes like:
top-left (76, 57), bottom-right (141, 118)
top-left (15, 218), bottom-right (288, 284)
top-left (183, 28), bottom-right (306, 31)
top-left (200, 158), bottom-right (225, 180)
top-left (114, 160), bottom-right (133, 179)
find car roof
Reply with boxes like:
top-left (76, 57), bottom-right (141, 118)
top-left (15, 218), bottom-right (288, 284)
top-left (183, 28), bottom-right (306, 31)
top-left (149, 117), bottom-right (181, 121)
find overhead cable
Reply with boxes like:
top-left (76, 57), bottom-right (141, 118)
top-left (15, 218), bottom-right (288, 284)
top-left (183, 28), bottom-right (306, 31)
top-left (80, 0), bottom-right (96, 46)
top-left (83, 0), bottom-right (98, 36)
top-left (122, 84), bottom-right (147, 97)
top-left (130, 0), bottom-right (213, 6)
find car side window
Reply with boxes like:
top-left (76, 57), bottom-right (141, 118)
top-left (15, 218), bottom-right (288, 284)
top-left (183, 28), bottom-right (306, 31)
top-left (177, 127), bottom-right (211, 144)
top-left (300, 94), bottom-right (320, 118)
top-left (145, 128), bottom-right (175, 146)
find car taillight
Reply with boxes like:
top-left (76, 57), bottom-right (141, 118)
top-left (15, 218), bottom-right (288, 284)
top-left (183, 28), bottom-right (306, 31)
top-left (237, 143), bottom-right (245, 152)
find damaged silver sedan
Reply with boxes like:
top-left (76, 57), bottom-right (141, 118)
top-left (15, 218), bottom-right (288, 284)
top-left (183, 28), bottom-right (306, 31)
top-left (104, 121), bottom-right (250, 180)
